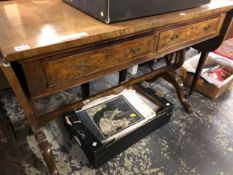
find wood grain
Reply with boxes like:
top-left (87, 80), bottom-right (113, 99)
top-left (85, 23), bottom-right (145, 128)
top-left (0, 0), bottom-right (233, 62)
top-left (225, 20), bottom-right (233, 39)
top-left (0, 1), bottom-right (233, 174)
top-left (19, 13), bottom-right (226, 99)
top-left (158, 15), bottom-right (224, 51)
top-left (0, 55), bottom-right (59, 174)
top-left (44, 35), bottom-right (155, 86)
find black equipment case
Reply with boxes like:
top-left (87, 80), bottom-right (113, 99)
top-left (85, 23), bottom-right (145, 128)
top-left (64, 0), bottom-right (211, 23)
top-left (64, 82), bottom-right (173, 167)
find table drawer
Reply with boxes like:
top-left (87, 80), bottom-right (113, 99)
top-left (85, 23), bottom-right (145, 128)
top-left (21, 35), bottom-right (156, 98)
top-left (158, 16), bottom-right (224, 51)
top-left (44, 35), bottom-right (155, 87)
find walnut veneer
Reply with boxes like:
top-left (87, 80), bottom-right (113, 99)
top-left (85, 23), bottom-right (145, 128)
top-left (0, 0), bottom-right (233, 174)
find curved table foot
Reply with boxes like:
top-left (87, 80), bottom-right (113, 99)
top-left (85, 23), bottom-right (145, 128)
top-left (153, 72), bottom-right (193, 113)
top-left (35, 129), bottom-right (59, 175)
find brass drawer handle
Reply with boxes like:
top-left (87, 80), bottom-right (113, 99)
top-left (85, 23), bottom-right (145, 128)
top-left (106, 49), bottom-right (111, 57)
top-left (170, 34), bottom-right (179, 41)
top-left (131, 47), bottom-right (141, 54)
top-left (78, 62), bottom-right (87, 74)
top-left (204, 25), bottom-right (212, 31)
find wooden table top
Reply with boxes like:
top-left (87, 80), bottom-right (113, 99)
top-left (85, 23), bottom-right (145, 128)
top-left (0, 0), bottom-right (233, 62)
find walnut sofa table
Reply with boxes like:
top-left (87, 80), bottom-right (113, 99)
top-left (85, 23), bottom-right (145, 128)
top-left (0, 0), bottom-right (233, 174)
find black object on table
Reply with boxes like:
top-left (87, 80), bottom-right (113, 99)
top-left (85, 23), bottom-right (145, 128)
top-left (64, 0), bottom-right (210, 24)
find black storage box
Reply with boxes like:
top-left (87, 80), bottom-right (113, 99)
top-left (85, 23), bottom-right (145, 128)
top-left (64, 0), bottom-right (211, 23)
top-left (64, 82), bottom-right (173, 167)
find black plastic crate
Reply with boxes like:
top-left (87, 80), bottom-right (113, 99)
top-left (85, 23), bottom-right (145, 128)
top-left (64, 82), bottom-right (173, 167)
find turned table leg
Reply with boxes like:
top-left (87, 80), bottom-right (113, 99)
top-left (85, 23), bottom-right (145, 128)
top-left (159, 73), bottom-right (193, 113)
top-left (149, 49), bottom-right (192, 113)
top-left (0, 60), bottom-right (59, 175)
top-left (35, 129), bottom-right (59, 175)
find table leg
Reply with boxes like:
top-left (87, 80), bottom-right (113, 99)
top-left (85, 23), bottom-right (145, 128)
top-left (0, 62), bottom-right (59, 175)
top-left (81, 83), bottom-right (90, 98)
top-left (149, 49), bottom-right (192, 113)
top-left (0, 101), bottom-right (26, 175)
top-left (119, 69), bottom-right (127, 84)
top-left (189, 52), bottom-right (209, 95)
top-left (35, 129), bottom-right (59, 175)
top-left (159, 72), bottom-right (193, 113)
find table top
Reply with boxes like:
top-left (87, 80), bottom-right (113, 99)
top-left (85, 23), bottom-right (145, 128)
top-left (0, 0), bottom-right (233, 62)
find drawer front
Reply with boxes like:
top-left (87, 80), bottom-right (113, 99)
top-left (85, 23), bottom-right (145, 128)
top-left (158, 16), bottom-right (223, 51)
top-left (44, 35), bottom-right (155, 86)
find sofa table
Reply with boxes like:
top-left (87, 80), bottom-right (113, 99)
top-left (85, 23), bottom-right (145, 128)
top-left (0, 0), bottom-right (233, 174)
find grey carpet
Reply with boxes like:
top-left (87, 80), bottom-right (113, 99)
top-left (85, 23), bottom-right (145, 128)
top-left (0, 64), bottom-right (233, 175)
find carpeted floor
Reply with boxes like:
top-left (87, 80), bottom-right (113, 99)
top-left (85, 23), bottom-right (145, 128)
top-left (0, 64), bottom-right (233, 175)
